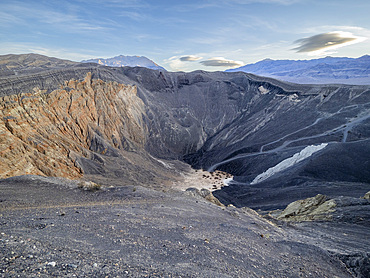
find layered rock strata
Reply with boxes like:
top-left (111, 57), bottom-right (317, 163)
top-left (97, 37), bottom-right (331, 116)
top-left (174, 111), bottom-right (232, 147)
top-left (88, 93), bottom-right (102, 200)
top-left (0, 73), bottom-right (146, 179)
top-left (0, 56), bottom-right (369, 206)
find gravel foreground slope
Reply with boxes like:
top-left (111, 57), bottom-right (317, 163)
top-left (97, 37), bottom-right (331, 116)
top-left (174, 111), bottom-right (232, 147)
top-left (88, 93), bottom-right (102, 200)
top-left (0, 176), bottom-right (352, 278)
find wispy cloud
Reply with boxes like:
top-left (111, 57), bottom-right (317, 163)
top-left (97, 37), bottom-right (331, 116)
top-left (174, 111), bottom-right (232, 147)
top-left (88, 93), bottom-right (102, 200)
top-left (302, 25), bottom-right (369, 34)
top-left (200, 57), bottom-right (244, 67)
top-left (0, 11), bottom-right (23, 26)
top-left (0, 2), bottom-right (110, 34)
top-left (133, 33), bottom-right (163, 42)
top-left (230, 15), bottom-right (280, 33)
top-left (173, 0), bottom-right (302, 11)
top-left (164, 56), bottom-right (186, 72)
top-left (169, 2), bottom-right (219, 12)
top-left (293, 31), bottom-right (367, 54)
top-left (118, 11), bottom-right (148, 21)
top-left (180, 55), bottom-right (203, 61)
top-left (40, 11), bottom-right (107, 32)
top-left (75, 0), bottom-right (149, 9)
top-left (227, 0), bottom-right (302, 5)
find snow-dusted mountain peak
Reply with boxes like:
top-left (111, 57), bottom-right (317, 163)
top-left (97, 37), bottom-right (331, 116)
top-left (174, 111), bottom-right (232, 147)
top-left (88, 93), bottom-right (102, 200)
top-left (82, 55), bottom-right (166, 71)
top-left (227, 55), bottom-right (370, 85)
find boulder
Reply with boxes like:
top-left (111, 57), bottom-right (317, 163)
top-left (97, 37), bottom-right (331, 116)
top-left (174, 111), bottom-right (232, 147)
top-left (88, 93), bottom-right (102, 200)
top-left (185, 188), bottom-right (224, 206)
top-left (277, 194), bottom-right (336, 221)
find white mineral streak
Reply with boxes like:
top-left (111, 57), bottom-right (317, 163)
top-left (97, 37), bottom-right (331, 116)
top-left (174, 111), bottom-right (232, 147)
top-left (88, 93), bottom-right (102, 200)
top-left (148, 154), bottom-right (172, 169)
top-left (223, 177), bottom-right (233, 186)
top-left (258, 85), bottom-right (269, 94)
top-left (251, 143), bottom-right (328, 184)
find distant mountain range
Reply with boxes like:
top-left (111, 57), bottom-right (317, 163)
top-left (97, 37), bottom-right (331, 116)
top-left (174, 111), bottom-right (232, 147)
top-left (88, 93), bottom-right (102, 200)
top-left (0, 53), bottom-right (77, 77)
top-left (82, 55), bottom-right (166, 71)
top-left (227, 55), bottom-right (370, 85)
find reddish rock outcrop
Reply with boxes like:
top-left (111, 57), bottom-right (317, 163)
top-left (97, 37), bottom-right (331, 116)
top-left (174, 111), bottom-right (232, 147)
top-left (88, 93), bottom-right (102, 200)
top-left (0, 73), bottom-right (146, 179)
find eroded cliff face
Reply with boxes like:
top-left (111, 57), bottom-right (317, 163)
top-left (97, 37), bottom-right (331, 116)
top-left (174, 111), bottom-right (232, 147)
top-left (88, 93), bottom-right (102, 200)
top-left (0, 73), bottom-right (147, 179)
top-left (0, 62), bottom-right (369, 203)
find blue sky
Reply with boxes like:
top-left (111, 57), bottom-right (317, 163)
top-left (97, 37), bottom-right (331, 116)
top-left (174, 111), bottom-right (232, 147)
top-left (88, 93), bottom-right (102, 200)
top-left (1, 0), bottom-right (369, 71)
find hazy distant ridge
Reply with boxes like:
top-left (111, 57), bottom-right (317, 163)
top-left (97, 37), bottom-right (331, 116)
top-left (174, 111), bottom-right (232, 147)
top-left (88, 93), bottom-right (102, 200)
top-left (227, 55), bottom-right (370, 85)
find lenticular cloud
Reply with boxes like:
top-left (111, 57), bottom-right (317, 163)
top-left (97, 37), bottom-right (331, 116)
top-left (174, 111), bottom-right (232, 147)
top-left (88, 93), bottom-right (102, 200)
top-left (293, 32), bottom-right (363, 53)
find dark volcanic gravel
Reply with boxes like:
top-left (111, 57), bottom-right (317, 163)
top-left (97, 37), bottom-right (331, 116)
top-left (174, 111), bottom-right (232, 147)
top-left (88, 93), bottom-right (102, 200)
top-left (0, 176), bottom-right (354, 277)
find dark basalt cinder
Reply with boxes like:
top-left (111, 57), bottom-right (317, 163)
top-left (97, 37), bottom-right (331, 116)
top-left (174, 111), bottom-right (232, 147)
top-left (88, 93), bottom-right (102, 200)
top-left (1, 56), bottom-right (369, 208)
top-left (1, 54), bottom-right (369, 277)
